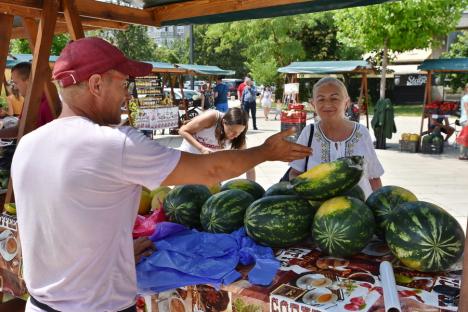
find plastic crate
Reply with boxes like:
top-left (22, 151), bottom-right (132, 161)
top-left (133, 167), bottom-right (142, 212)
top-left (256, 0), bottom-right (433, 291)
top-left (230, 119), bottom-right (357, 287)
top-left (421, 141), bottom-right (444, 154)
top-left (399, 140), bottom-right (419, 153)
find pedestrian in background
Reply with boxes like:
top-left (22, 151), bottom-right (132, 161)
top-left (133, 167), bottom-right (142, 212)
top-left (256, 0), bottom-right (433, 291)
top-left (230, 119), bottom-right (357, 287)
top-left (260, 86), bottom-right (272, 121)
top-left (213, 76), bottom-right (229, 112)
top-left (242, 80), bottom-right (258, 130)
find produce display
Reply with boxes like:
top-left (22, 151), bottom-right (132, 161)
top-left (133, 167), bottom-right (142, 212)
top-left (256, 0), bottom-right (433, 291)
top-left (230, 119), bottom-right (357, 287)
top-left (400, 133), bottom-right (420, 142)
top-left (385, 201), bottom-right (465, 272)
top-left (290, 156), bottom-right (364, 200)
top-left (163, 184), bottom-right (211, 229)
top-left (312, 196), bottom-right (375, 257)
top-left (365, 185), bottom-right (418, 238)
top-left (220, 179), bottom-right (265, 200)
top-left (133, 156), bottom-right (464, 274)
top-left (200, 190), bottom-right (255, 233)
top-left (244, 195), bottom-right (315, 247)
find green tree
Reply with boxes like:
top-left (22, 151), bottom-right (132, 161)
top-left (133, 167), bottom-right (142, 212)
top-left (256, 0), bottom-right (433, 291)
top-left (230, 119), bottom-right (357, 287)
top-left (101, 25), bottom-right (157, 61)
top-left (442, 31), bottom-right (468, 91)
top-left (10, 33), bottom-right (70, 56)
top-left (335, 0), bottom-right (467, 100)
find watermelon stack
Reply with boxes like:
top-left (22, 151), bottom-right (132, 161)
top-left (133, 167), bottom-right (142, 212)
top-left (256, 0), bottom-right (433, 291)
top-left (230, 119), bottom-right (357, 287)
top-left (221, 179), bottom-right (265, 199)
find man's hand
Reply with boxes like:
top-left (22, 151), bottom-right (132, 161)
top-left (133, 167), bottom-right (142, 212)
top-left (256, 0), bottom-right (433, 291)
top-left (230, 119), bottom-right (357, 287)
top-left (261, 128), bottom-right (312, 162)
top-left (133, 237), bottom-right (156, 264)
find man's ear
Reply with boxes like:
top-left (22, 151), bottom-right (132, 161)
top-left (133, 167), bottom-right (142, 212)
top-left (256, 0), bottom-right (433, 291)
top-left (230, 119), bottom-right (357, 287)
top-left (87, 74), bottom-right (103, 97)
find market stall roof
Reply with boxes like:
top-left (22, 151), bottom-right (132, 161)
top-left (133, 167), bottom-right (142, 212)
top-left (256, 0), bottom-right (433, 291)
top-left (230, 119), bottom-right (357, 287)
top-left (278, 60), bottom-right (372, 74)
top-left (146, 61), bottom-right (187, 74)
top-left (6, 53), bottom-right (58, 68)
top-left (175, 64), bottom-right (235, 76)
top-left (145, 0), bottom-right (393, 26)
top-left (417, 58), bottom-right (468, 72)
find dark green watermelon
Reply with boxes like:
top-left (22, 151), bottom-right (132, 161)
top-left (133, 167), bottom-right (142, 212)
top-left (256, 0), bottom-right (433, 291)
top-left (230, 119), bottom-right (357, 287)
top-left (244, 195), bottom-right (316, 247)
top-left (312, 196), bottom-right (375, 257)
top-left (221, 179), bottom-right (265, 199)
top-left (385, 201), bottom-right (464, 272)
top-left (291, 156), bottom-right (363, 201)
top-left (264, 182), bottom-right (295, 196)
top-left (422, 135), bottom-right (432, 144)
top-left (366, 185), bottom-right (418, 238)
top-left (200, 189), bottom-right (255, 233)
top-left (340, 184), bottom-right (365, 202)
top-left (163, 184), bottom-right (211, 229)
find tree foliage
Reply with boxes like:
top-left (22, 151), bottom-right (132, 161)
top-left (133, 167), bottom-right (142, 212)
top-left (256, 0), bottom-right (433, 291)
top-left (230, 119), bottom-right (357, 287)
top-left (10, 34), bottom-right (70, 56)
top-left (335, 0), bottom-right (467, 99)
top-left (442, 31), bottom-right (468, 91)
top-left (102, 25), bottom-right (157, 61)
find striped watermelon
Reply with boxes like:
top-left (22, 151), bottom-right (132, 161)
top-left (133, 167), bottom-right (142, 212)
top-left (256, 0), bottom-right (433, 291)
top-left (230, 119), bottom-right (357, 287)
top-left (264, 182), bottom-right (295, 196)
top-left (244, 195), bottom-right (316, 247)
top-left (291, 156), bottom-right (364, 200)
top-left (200, 190), bottom-right (255, 233)
top-left (163, 184), bottom-right (211, 229)
top-left (340, 184), bottom-right (365, 202)
top-left (385, 201), bottom-right (464, 272)
top-left (221, 179), bottom-right (265, 199)
top-left (366, 185), bottom-right (418, 238)
top-left (312, 196), bottom-right (375, 257)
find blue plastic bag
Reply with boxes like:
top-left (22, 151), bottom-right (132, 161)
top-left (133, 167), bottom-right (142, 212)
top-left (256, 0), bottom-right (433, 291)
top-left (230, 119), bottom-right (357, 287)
top-left (136, 222), bottom-right (280, 293)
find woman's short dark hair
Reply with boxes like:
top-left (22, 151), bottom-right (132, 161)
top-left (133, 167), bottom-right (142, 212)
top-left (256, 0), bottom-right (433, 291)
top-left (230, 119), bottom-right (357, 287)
top-left (215, 107), bottom-right (249, 149)
top-left (11, 62), bottom-right (32, 81)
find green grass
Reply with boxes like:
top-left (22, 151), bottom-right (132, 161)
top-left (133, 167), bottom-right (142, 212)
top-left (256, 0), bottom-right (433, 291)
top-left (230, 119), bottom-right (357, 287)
top-left (392, 104), bottom-right (424, 117)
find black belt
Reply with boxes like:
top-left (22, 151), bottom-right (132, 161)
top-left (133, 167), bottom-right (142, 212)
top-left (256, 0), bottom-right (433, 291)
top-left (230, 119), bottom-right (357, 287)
top-left (30, 296), bottom-right (137, 312)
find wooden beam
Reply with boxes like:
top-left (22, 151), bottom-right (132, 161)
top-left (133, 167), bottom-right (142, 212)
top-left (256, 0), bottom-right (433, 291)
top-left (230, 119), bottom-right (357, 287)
top-left (11, 22), bottom-right (99, 39)
top-left (0, 14), bottom-right (14, 90)
top-left (22, 16), bottom-right (61, 118)
top-left (153, 0), bottom-right (310, 25)
top-left (0, 0), bottom-right (156, 26)
top-left (62, 0), bottom-right (84, 40)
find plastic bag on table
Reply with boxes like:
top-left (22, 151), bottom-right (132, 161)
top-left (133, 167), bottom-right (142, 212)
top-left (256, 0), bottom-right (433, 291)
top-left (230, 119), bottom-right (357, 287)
top-left (133, 208), bottom-right (167, 239)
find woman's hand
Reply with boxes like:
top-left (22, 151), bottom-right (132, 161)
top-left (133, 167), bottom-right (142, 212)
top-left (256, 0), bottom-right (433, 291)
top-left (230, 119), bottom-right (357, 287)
top-left (133, 237), bottom-right (156, 264)
top-left (200, 147), bottom-right (214, 154)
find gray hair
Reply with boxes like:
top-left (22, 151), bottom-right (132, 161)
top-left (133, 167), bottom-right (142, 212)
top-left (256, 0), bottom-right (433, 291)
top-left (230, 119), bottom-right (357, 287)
top-left (313, 77), bottom-right (349, 98)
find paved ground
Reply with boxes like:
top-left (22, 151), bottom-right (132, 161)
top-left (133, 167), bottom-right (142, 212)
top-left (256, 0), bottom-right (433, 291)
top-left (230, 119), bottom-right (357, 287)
top-left (154, 107), bottom-right (468, 232)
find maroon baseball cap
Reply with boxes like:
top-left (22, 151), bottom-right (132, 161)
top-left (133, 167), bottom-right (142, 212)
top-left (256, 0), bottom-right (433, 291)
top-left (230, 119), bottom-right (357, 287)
top-left (52, 37), bottom-right (153, 87)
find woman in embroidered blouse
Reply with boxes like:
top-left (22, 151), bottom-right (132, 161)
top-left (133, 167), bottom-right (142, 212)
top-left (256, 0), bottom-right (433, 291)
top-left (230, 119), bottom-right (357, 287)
top-left (289, 77), bottom-right (383, 198)
top-left (179, 107), bottom-right (256, 181)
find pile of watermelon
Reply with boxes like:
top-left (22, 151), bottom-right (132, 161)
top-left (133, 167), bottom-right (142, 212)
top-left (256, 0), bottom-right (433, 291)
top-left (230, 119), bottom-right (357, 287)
top-left (159, 156), bottom-right (464, 273)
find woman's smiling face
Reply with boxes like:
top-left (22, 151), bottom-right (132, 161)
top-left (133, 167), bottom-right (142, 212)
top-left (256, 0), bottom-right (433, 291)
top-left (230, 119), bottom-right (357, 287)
top-left (313, 82), bottom-right (349, 122)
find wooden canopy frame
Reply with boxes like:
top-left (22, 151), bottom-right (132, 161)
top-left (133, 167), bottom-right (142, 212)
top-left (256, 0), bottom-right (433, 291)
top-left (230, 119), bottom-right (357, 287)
top-left (0, 0), bottom-right (466, 309)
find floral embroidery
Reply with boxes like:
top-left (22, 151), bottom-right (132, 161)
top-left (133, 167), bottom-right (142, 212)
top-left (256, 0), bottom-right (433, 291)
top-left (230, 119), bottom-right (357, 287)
top-left (316, 124), bottom-right (331, 162)
top-left (345, 124), bottom-right (362, 156)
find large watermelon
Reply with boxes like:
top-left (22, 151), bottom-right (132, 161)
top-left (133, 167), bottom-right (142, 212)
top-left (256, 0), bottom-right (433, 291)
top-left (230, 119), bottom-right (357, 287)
top-left (163, 184), bottom-right (211, 229)
top-left (221, 179), bottom-right (265, 199)
top-left (340, 184), bottom-right (365, 202)
top-left (264, 182), bottom-right (295, 197)
top-left (290, 156), bottom-right (364, 200)
top-left (200, 189), bottom-right (255, 233)
top-left (366, 185), bottom-right (418, 238)
top-left (385, 201), bottom-right (464, 272)
top-left (244, 195), bottom-right (316, 247)
top-left (312, 196), bottom-right (375, 257)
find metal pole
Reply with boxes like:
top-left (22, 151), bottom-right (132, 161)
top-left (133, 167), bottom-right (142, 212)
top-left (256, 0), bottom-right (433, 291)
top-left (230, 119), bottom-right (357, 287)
top-left (189, 24), bottom-right (194, 90)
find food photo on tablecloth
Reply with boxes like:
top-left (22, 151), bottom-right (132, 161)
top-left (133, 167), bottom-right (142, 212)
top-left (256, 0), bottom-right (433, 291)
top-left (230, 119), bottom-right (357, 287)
top-left (127, 156), bottom-right (464, 312)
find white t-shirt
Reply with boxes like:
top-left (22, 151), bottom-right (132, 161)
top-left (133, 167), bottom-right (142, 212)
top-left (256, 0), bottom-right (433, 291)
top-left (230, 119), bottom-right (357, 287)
top-left (290, 122), bottom-right (384, 199)
top-left (179, 112), bottom-right (231, 154)
top-left (11, 117), bottom-right (181, 312)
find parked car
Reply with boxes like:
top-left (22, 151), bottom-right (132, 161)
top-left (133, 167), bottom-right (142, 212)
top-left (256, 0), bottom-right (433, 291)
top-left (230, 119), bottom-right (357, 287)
top-left (164, 88), bottom-right (201, 101)
top-left (222, 78), bottom-right (243, 99)
top-left (183, 80), bottom-right (205, 91)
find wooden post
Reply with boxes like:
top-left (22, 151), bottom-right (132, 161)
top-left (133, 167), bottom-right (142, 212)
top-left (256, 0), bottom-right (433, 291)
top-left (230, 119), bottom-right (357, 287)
top-left (0, 15), bottom-right (14, 91)
top-left (459, 219), bottom-right (468, 312)
top-left (63, 0), bottom-right (85, 40)
top-left (364, 73), bottom-right (369, 128)
top-left (6, 0), bottom-right (58, 204)
top-left (21, 17), bottom-right (61, 118)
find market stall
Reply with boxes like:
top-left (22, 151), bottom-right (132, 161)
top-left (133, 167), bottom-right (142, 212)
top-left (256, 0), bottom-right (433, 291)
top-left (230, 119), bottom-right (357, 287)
top-left (278, 60), bottom-right (374, 128)
top-left (418, 58), bottom-right (468, 154)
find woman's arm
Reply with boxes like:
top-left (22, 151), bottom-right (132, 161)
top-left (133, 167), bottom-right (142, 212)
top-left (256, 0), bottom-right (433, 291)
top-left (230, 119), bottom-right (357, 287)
top-left (178, 111), bottom-right (218, 154)
top-left (369, 178), bottom-right (382, 191)
top-left (6, 96), bottom-right (14, 116)
top-left (241, 144), bottom-right (256, 181)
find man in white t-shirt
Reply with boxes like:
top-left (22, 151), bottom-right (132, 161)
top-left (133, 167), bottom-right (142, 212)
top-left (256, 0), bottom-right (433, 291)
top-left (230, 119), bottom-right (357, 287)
top-left (11, 37), bottom-right (311, 312)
